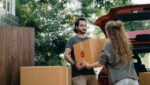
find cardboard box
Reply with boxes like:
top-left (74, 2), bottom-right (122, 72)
top-left (20, 66), bottom-right (71, 85)
top-left (73, 38), bottom-right (108, 65)
top-left (139, 72), bottom-right (150, 85)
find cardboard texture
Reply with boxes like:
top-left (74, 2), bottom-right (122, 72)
top-left (139, 72), bottom-right (150, 85)
top-left (20, 66), bottom-right (71, 85)
top-left (73, 38), bottom-right (108, 65)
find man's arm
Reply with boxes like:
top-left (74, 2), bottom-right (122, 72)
top-left (64, 48), bottom-right (75, 64)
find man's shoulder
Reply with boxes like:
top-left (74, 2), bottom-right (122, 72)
top-left (68, 35), bottom-right (77, 40)
top-left (68, 35), bottom-right (89, 42)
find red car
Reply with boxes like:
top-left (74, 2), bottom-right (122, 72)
top-left (95, 4), bottom-right (150, 85)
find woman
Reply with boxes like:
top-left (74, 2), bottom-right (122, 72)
top-left (86, 20), bottom-right (139, 85)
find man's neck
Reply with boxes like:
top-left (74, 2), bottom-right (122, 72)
top-left (76, 33), bottom-right (86, 38)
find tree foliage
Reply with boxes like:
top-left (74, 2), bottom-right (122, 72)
top-left (16, 0), bottom-right (70, 66)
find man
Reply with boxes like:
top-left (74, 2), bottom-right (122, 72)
top-left (64, 18), bottom-right (98, 85)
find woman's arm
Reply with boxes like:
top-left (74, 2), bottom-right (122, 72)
top-left (86, 61), bottom-right (103, 69)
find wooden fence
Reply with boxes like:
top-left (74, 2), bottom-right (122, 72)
top-left (0, 26), bottom-right (35, 85)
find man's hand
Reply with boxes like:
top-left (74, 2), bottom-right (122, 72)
top-left (76, 62), bottom-right (84, 70)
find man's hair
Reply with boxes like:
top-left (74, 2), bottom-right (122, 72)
top-left (74, 18), bottom-right (87, 33)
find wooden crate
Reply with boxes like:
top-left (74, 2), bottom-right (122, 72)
top-left (20, 66), bottom-right (72, 85)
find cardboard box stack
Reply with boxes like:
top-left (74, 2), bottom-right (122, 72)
top-left (73, 38), bottom-right (108, 65)
top-left (20, 66), bottom-right (71, 85)
top-left (139, 72), bottom-right (150, 85)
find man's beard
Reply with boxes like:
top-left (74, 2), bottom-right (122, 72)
top-left (78, 29), bottom-right (87, 34)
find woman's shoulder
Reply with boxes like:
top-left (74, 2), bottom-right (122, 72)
top-left (105, 41), bottom-right (113, 48)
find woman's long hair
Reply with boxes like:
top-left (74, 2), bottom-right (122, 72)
top-left (105, 20), bottom-right (132, 63)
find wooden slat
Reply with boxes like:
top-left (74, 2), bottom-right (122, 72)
top-left (24, 28), bottom-right (30, 66)
top-left (3, 27), bottom-right (7, 85)
top-left (18, 28), bottom-right (24, 66)
top-left (0, 27), bottom-right (7, 85)
top-left (29, 28), bottom-right (35, 65)
top-left (17, 28), bottom-right (24, 85)
top-left (11, 27), bottom-right (19, 85)
top-left (5, 27), bottom-right (13, 85)
top-left (0, 27), bottom-right (3, 85)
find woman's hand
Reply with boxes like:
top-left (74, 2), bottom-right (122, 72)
top-left (85, 64), bottom-right (92, 69)
top-left (85, 62), bottom-right (102, 69)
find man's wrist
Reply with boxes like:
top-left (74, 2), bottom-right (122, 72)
top-left (72, 63), bottom-right (77, 68)
top-left (72, 63), bottom-right (76, 66)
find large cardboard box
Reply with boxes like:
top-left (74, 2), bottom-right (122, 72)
top-left (73, 38), bottom-right (108, 65)
top-left (139, 72), bottom-right (150, 85)
top-left (20, 66), bottom-right (71, 85)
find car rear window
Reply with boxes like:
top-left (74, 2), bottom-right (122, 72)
top-left (124, 20), bottom-right (150, 31)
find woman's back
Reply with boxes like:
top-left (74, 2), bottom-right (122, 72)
top-left (100, 42), bottom-right (138, 84)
